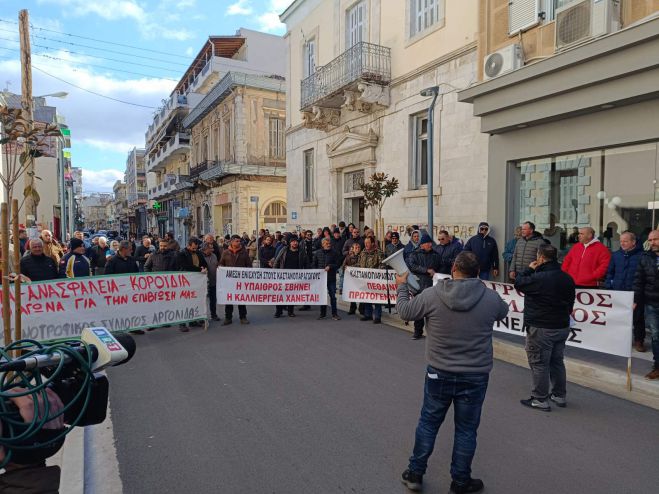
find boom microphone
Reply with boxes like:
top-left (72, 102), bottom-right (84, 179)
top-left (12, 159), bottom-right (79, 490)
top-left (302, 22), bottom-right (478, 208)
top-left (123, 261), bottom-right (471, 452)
top-left (0, 328), bottom-right (135, 373)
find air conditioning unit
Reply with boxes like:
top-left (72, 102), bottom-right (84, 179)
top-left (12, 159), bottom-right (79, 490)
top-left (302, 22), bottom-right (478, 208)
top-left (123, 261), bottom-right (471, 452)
top-left (555, 0), bottom-right (620, 51)
top-left (483, 44), bottom-right (523, 81)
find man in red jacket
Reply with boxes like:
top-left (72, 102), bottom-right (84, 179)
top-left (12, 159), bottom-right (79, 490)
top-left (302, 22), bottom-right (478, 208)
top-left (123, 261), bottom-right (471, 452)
top-left (561, 227), bottom-right (611, 288)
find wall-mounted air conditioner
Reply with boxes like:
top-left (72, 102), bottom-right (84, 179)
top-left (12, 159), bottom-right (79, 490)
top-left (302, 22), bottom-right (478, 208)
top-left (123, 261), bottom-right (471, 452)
top-left (555, 0), bottom-right (621, 51)
top-left (483, 44), bottom-right (524, 81)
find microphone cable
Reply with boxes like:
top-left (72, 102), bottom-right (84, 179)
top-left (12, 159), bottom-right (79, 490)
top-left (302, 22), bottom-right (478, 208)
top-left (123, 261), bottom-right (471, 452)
top-left (0, 338), bottom-right (95, 468)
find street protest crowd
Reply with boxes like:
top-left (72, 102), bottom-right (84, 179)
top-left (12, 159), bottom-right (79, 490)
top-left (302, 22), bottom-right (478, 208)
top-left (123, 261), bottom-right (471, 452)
top-left (2, 220), bottom-right (658, 494)
top-left (3, 220), bottom-right (659, 379)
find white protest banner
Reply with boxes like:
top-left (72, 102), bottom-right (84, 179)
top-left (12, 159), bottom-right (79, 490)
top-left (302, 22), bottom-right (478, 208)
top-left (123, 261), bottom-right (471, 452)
top-left (217, 267), bottom-right (327, 305)
top-left (343, 267), bottom-right (397, 304)
top-left (432, 275), bottom-right (633, 358)
top-left (0, 273), bottom-right (208, 344)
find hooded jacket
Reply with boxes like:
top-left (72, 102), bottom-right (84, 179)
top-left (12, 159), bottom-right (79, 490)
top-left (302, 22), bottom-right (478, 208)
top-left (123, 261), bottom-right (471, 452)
top-left (396, 278), bottom-right (509, 373)
top-left (561, 239), bottom-right (611, 287)
top-left (604, 244), bottom-right (643, 291)
top-left (403, 231), bottom-right (420, 261)
top-left (407, 247), bottom-right (442, 290)
top-left (514, 261), bottom-right (575, 329)
top-left (464, 229), bottom-right (499, 273)
top-left (511, 231), bottom-right (547, 274)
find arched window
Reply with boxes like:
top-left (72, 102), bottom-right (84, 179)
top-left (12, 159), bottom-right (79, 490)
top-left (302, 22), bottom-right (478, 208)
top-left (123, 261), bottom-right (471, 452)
top-left (263, 201), bottom-right (287, 224)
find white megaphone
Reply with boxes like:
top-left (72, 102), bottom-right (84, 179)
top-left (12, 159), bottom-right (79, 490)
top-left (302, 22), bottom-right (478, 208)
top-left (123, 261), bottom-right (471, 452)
top-left (382, 249), bottom-right (421, 293)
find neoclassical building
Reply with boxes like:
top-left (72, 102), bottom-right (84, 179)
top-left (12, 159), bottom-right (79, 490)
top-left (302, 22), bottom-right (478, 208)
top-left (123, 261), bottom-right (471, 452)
top-left (280, 0), bottom-right (489, 241)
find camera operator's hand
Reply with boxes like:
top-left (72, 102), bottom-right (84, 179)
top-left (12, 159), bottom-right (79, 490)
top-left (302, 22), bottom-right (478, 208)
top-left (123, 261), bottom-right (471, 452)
top-left (0, 388), bottom-right (64, 462)
top-left (7, 388), bottom-right (65, 429)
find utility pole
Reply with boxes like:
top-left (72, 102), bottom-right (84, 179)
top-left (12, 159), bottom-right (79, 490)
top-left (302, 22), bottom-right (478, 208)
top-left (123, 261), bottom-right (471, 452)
top-left (19, 9), bottom-right (36, 228)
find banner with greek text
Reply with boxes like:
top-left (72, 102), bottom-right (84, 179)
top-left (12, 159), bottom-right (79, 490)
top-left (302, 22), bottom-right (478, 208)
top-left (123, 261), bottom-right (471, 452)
top-left (0, 273), bottom-right (208, 344)
top-left (432, 275), bottom-right (633, 358)
top-left (216, 268), bottom-right (327, 305)
top-left (342, 267), bottom-right (397, 305)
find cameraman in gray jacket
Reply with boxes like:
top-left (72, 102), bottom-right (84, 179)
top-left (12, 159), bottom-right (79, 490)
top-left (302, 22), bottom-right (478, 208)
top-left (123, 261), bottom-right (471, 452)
top-left (396, 251), bottom-right (508, 494)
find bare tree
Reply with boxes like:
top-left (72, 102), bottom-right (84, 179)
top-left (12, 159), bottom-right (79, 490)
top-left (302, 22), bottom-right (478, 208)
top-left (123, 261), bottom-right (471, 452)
top-left (0, 105), bottom-right (61, 213)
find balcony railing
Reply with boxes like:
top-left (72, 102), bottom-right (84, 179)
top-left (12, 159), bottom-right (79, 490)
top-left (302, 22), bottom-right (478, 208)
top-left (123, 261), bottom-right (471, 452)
top-left (190, 161), bottom-right (210, 180)
top-left (300, 42), bottom-right (391, 110)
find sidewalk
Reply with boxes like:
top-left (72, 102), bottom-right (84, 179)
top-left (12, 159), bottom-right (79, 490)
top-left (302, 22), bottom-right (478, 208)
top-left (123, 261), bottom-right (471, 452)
top-left (337, 300), bottom-right (659, 410)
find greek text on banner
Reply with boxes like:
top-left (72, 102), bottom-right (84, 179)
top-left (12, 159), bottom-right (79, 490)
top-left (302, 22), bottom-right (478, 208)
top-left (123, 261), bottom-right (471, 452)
top-left (0, 272), bottom-right (208, 344)
top-left (217, 267), bottom-right (328, 305)
top-left (432, 274), bottom-right (632, 358)
top-left (342, 267), bottom-right (397, 304)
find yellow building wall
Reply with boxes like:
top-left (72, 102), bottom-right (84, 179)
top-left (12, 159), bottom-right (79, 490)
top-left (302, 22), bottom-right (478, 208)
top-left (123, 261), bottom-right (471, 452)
top-left (211, 179), bottom-right (287, 236)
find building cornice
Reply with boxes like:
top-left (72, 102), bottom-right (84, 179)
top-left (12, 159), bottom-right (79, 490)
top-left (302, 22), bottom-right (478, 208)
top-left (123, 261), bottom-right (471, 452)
top-left (390, 41), bottom-right (478, 88)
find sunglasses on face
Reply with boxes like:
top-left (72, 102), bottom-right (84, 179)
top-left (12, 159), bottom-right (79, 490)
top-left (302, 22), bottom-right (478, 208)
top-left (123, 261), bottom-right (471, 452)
top-left (480, 227), bottom-right (488, 231)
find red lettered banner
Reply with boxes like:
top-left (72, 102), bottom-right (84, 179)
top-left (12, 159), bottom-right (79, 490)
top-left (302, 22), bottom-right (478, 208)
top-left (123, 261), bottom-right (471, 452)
top-left (0, 273), bottom-right (208, 343)
top-left (216, 267), bottom-right (327, 305)
top-left (342, 267), bottom-right (397, 304)
top-left (432, 275), bottom-right (633, 358)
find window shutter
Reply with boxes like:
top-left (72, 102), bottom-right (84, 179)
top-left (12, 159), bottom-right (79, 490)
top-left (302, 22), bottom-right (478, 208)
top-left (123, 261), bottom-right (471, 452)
top-left (509, 0), bottom-right (540, 34)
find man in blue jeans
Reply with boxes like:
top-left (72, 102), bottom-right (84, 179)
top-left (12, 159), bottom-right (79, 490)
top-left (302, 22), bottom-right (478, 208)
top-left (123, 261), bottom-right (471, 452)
top-left (633, 229), bottom-right (659, 380)
top-left (396, 252), bottom-right (508, 493)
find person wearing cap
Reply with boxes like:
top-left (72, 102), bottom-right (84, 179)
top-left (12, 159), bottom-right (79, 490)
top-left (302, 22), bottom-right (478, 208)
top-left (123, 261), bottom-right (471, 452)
top-left (272, 235), bottom-right (309, 318)
top-left (406, 232), bottom-right (442, 339)
top-left (385, 231), bottom-right (404, 258)
top-left (464, 222), bottom-right (500, 281)
top-left (219, 234), bottom-right (252, 325)
top-left (59, 238), bottom-right (91, 278)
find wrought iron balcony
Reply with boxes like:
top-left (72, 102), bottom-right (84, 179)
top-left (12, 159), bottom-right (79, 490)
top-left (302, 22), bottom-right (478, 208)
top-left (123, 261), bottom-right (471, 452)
top-left (300, 42), bottom-right (391, 111)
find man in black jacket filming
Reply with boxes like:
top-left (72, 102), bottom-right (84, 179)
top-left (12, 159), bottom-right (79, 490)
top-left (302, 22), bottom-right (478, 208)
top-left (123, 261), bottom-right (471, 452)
top-left (514, 243), bottom-right (575, 411)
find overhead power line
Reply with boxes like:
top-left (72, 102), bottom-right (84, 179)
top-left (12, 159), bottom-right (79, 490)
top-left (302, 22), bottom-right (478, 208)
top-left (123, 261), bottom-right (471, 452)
top-left (0, 18), bottom-right (192, 60)
top-left (32, 65), bottom-right (157, 109)
top-left (0, 27), bottom-right (190, 68)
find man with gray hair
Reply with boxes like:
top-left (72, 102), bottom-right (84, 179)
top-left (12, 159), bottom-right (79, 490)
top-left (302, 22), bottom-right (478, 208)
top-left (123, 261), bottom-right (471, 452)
top-left (19, 238), bottom-right (58, 281)
top-left (562, 226), bottom-right (611, 287)
top-left (605, 231), bottom-right (645, 352)
top-left (105, 240), bottom-right (139, 275)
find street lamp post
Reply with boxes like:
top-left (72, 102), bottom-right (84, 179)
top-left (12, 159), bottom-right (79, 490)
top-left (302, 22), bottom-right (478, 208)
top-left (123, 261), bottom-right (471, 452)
top-left (420, 86), bottom-right (439, 238)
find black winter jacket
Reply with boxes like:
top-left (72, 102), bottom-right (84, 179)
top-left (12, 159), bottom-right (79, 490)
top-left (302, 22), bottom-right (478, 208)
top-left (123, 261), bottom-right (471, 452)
top-left (514, 261), bottom-right (575, 329)
top-left (407, 248), bottom-right (442, 290)
top-left (312, 248), bottom-right (339, 282)
top-left (259, 245), bottom-right (276, 268)
top-left (633, 251), bottom-right (659, 307)
top-left (20, 253), bottom-right (59, 281)
top-left (433, 238), bottom-right (463, 274)
top-left (105, 255), bottom-right (139, 275)
top-left (273, 248), bottom-right (309, 270)
top-left (176, 249), bottom-right (208, 272)
top-left (464, 234), bottom-right (498, 272)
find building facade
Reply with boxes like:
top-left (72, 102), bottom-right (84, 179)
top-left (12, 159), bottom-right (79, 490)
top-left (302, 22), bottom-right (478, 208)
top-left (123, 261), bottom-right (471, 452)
top-left (183, 72), bottom-right (287, 238)
top-left (145, 28), bottom-right (286, 245)
top-left (459, 0), bottom-right (659, 260)
top-left (280, 0), bottom-right (488, 241)
top-left (1, 93), bottom-right (62, 235)
top-left (112, 180), bottom-right (128, 235)
top-left (81, 193), bottom-right (113, 231)
top-left (124, 147), bottom-right (147, 235)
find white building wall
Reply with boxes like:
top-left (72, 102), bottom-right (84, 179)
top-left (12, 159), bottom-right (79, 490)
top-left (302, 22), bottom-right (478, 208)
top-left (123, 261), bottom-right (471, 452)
top-left (285, 49), bottom-right (488, 241)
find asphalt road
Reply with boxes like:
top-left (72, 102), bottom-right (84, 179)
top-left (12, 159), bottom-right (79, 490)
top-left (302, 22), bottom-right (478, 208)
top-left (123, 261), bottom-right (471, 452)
top-left (107, 306), bottom-right (659, 494)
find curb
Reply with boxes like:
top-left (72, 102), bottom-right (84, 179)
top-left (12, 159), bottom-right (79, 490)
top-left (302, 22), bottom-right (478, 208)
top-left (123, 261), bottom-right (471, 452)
top-left (47, 425), bottom-right (84, 494)
top-left (337, 300), bottom-right (659, 410)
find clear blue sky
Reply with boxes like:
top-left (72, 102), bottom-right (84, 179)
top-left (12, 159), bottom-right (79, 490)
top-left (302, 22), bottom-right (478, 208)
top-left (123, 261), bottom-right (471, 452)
top-left (0, 0), bottom-right (291, 192)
